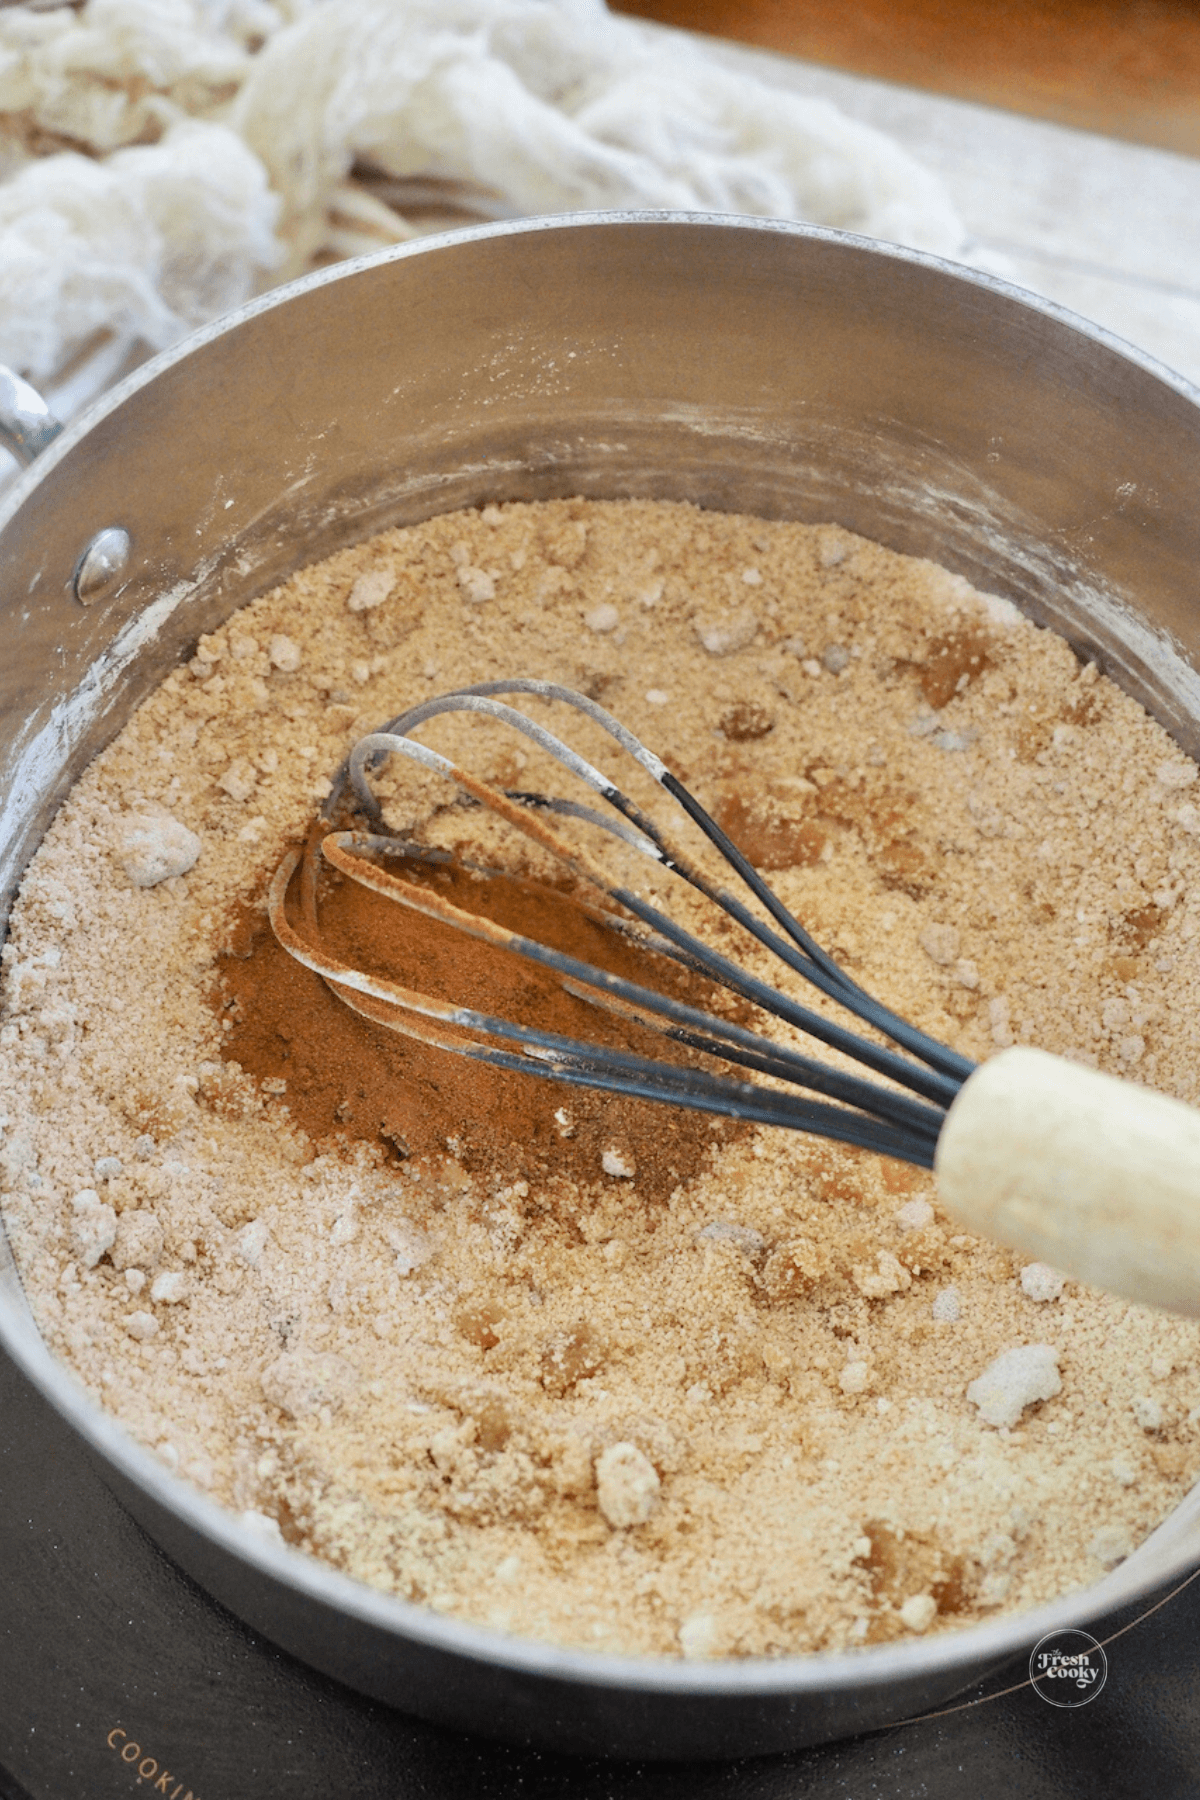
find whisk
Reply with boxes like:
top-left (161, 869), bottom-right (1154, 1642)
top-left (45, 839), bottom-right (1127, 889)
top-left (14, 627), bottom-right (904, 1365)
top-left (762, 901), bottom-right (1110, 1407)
top-left (269, 679), bottom-right (1200, 1319)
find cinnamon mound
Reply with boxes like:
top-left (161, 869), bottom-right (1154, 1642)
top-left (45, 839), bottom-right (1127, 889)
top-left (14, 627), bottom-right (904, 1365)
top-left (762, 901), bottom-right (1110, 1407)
top-left (215, 848), bottom-right (744, 1200)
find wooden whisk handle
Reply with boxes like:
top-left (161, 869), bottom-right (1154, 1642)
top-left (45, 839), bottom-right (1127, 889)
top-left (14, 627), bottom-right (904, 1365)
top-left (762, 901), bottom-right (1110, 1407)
top-left (935, 1045), bottom-right (1200, 1318)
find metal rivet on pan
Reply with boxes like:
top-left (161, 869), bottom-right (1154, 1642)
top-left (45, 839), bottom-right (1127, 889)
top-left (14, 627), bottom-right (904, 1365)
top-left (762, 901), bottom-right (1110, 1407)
top-left (74, 527), bottom-right (131, 607)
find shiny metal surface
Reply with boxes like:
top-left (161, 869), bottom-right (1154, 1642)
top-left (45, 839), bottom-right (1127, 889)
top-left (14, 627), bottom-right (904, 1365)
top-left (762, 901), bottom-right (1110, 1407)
top-left (0, 365), bottom-right (63, 468)
top-left (72, 524), bottom-right (132, 607)
top-left (2, 215), bottom-right (1200, 1759)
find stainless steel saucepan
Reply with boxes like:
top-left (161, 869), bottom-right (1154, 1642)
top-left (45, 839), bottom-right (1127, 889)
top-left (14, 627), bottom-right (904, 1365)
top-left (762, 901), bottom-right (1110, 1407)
top-left (2, 215), bottom-right (1199, 1760)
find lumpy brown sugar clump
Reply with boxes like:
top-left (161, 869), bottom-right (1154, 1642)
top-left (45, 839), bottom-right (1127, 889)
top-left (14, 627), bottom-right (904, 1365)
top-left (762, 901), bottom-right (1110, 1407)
top-left (4, 497), bottom-right (1200, 1660)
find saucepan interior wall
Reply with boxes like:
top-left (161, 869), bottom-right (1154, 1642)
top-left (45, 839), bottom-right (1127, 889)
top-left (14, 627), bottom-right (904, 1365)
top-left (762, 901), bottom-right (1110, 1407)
top-left (4, 219), bottom-right (1200, 935)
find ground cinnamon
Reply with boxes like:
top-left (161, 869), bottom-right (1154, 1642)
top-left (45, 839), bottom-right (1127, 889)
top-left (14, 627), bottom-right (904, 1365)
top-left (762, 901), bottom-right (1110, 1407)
top-left (217, 841), bottom-right (742, 1200)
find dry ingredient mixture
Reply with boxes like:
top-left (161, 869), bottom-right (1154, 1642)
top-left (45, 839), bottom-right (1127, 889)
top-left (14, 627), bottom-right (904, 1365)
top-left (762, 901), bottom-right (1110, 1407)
top-left (4, 497), bottom-right (1200, 1660)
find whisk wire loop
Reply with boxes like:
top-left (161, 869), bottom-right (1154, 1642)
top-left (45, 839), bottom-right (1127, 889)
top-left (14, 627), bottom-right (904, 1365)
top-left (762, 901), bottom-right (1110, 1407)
top-left (338, 680), bottom-right (971, 1086)
top-left (320, 831), bottom-right (947, 1137)
top-left (659, 771), bottom-right (975, 1084)
top-left (341, 725), bottom-right (961, 1110)
top-left (268, 844), bottom-right (939, 1165)
top-left (289, 680), bottom-right (977, 1166)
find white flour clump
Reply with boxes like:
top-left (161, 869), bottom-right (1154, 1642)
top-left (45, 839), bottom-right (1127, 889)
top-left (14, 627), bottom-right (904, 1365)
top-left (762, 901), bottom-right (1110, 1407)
top-left (386, 1222), bottom-right (432, 1275)
top-left (150, 1271), bottom-right (189, 1305)
top-left (110, 1211), bottom-right (164, 1272)
top-left (347, 569), bottom-right (395, 613)
top-left (968, 1345), bottom-right (1061, 1429)
top-left (1020, 1263), bottom-right (1065, 1303)
top-left (234, 1219), bottom-right (270, 1268)
top-left (678, 1613), bottom-right (720, 1659)
top-left (261, 1349), bottom-right (360, 1421)
top-left (71, 1190), bottom-right (116, 1269)
top-left (899, 1593), bottom-right (937, 1633)
top-left (932, 1285), bottom-right (962, 1323)
top-left (118, 815), bottom-right (201, 887)
top-left (596, 1442), bottom-right (660, 1528)
top-left (896, 1198), bottom-right (935, 1231)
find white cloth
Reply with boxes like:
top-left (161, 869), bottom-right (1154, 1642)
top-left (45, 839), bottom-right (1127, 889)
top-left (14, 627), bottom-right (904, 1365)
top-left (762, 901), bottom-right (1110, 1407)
top-left (0, 121), bottom-right (280, 382)
top-left (0, 0), bottom-right (969, 395)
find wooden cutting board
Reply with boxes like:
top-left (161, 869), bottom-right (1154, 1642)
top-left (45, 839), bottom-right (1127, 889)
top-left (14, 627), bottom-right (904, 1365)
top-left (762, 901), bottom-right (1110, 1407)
top-left (615, 0), bottom-right (1200, 157)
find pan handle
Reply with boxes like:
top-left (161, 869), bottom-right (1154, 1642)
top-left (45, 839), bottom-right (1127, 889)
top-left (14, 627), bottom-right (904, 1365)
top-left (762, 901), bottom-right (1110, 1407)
top-left (0, 366), bottom-right (64, 467)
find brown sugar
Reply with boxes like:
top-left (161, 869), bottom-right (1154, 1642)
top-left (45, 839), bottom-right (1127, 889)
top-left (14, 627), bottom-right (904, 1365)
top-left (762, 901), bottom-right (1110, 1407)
top-left (3, 496), bottom-right (1200, 1661)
